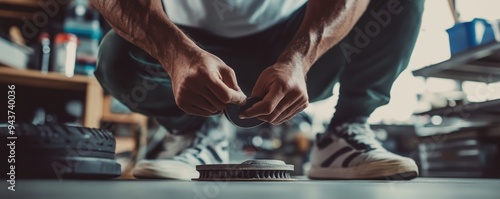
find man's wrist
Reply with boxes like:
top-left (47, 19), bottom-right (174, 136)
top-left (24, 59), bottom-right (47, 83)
top-left (277, 31), bottom-right (320, 75)
top-left (153, 29), bottom-right (203, 75)
top-left (277, 49), bottom-right (313, 76)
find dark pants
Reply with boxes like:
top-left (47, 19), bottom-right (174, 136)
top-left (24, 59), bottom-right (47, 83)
top-left (95, 0), bottom-right (424, 131)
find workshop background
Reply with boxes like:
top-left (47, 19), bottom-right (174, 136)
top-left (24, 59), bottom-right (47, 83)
top-left (1, 0), bottom-right (500, 179)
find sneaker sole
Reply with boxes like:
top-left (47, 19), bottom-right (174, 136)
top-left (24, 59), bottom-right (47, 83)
top-left (132, 161), bottom-right (198, 180)
top-left (132, 167), bottom-right (198, 180)
top-left (308, 159), bottom-right (419, 180)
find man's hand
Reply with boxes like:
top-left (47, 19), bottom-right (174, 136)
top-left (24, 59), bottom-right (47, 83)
top-left (91, 1), bottom-right (247, 117)
top-left (240, 64), bottom-right (308, 125)
top-left (238, 0), bottom-right (370, 125)
top-left (169, 51), bottom-right (247, 117)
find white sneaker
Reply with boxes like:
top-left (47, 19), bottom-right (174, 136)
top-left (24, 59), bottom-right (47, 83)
top-left (308, 121), bottom-right (418, 180)
top-left (133, 117), bottom-right (228, 180)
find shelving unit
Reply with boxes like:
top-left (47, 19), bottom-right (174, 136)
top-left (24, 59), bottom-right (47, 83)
top-left (0, 66), bottom-right (149, 178)
top-left (416, 98), bottom-right (500, 118)
top-left (413, 41), bottom-right (500, 178)
top-left (0, 66), bottom-right (103, 127)
top-left (0, 0), bottom-right (38, 6)
top-left (413, 42), bottom-right (500, 118)
top-left (0, 0), bottom-right (39, 19)
top-left (413, 42), bottom-right (500, 83)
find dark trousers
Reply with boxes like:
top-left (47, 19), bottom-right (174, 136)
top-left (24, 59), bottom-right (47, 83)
top-left (95, 0), bottom-right (424, 131)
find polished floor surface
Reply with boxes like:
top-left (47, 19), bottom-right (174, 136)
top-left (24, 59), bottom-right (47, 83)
top-left (2, 177), bottom-right (499, 199)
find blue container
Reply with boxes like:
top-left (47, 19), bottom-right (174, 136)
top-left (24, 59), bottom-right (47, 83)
top-left (446, 18), bottom-right (496, 55)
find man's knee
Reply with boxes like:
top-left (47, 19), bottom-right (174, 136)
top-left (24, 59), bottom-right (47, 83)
top-left (96, 30), bottom-right (130, 75)
top-left (95, 30), bottom-right (148, 110)
top-left (95, 30), bottom-right (177, 116)
top-left (95, 31), bottom-right (129, 91)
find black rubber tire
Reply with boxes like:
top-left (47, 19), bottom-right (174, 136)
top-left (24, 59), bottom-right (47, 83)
top-left (1, 123), bottom-right (121, 179)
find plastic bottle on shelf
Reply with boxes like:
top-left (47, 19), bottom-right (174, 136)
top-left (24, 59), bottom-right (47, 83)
top-left (28, 31), bottom-right (50, 72)
top-left (39, 32), bottom-right (51, 73)
top-left (53, 33), bottom-right (78, 77)
top-left (63, 0), bottom-right (102, 76)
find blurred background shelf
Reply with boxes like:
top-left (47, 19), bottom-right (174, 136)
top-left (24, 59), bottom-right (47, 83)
top-left (0, 66), bottom-right (149, 178)
top-left (416, 98), bottom-right (500, 117)
top-left (0, 66), bottom-right (103, 127)
top-left (0, 0), bottom-right (38, 7)
top-left (411, 14), bottom-right (500, 178)
top-left (0, 0), bottom-right (40, 19)
top-left (413, 42), bottom-right (500, 82)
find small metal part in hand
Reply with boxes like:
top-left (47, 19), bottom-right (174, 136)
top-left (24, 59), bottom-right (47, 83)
top-left (224, 97), bottom-right (264, 128)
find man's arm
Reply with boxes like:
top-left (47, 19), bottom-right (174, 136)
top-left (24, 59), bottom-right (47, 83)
top-left (90, 0), bottom-right (246, 116)
top-left (90, 0), bottom-right (197, 75)
top-left (278, 0), bottom-right (369, 73)
top-left (241, 0), bottom-right (369, 124)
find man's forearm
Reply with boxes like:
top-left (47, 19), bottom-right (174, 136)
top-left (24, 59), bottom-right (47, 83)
top-left (278, 0), bottom-right (369, 74)
top-left (90, 0), bottom-right (200, 75)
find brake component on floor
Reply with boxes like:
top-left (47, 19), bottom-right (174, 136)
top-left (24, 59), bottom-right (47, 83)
top-left (193, 160), bottom-right (295, 181)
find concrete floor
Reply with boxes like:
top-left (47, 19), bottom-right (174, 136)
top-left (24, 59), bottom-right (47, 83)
top-left (2, 178), bottom-right (499, 199)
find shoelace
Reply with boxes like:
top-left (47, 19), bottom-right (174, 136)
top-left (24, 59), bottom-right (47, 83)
top-left (172, 119), bottom-right (223, 163)
top-left (172, 131), bottom-right (209, 162)
top-left (335, 123), bottom-right (381, 151)
top-left (171, 141), bottom-right (212, 165)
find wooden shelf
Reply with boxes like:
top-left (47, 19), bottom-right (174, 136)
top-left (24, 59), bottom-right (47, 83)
top-left (0, 66), bottom-right (100, 91)
top-left (0, 66), bottom-right (103, 128)
top-left (0, 0), bottom-right (40, 19)
top-left (0, 66), bottom-right (148, 174)
top-left (0, 10), bottom-right (34, 19)
top-left (101, 95), bottom-right (147, 125)
top-left (0, 0), bottom-right (39, 7)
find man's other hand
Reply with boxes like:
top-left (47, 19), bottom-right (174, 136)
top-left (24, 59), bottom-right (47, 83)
top-left (240, 64), bottom-right (309, 125)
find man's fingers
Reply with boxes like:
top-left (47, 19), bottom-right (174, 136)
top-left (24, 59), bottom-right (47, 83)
top-left (200, 88), bottom-right (228, 110)
top-left (178, 93), bottom-right (222, 115)
top-left (258, 94), bottom-right (300, 124)
top-left (250, 75), bottom-right (267, 99)
top-left (274, 100), bottom-right (308, 124)
top-left (183, 105), bottom-right (215, 117)
top-left (220, 67), bottom-right (241, 91)
top-left (207, 78), bottom-right (247, 106)
top-left (281, 103), bottom-right (308, 123)
top-left (191, 95), bottom-right (221, 113)
top-left (275, 112), bottom-right (297, 125)
top-left (240, 85), bottom-right (285, 118)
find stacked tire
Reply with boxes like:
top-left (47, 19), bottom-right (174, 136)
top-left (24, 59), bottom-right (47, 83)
top-left (0, 123), bottom-right (121, 179)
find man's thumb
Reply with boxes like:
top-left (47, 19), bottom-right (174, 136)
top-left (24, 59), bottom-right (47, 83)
top-left (234, 90), bottom-right (247, 106)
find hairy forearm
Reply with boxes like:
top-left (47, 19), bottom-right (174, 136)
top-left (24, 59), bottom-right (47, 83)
top-left (278, 0), bottom-right (369, 74)
top-left (90, 0), bottom-right (200, 74)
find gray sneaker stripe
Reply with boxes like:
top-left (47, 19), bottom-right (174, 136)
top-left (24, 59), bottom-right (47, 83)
top-left (197, 157), bottom-right (206, 165)
top-left (321, 146), bottom-right (352, 167)
top-left (206, 146), bottom-right (223, 162)
top-left (193, 147), bottom-right (202, 153)
top-left (342, 152), bottom-right (362, 168)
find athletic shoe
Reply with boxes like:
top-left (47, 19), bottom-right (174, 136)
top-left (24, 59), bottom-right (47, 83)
top-left (132, 117), bottom-right (228, 180)
top-left (308, 119), bottom-right (418, 180)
